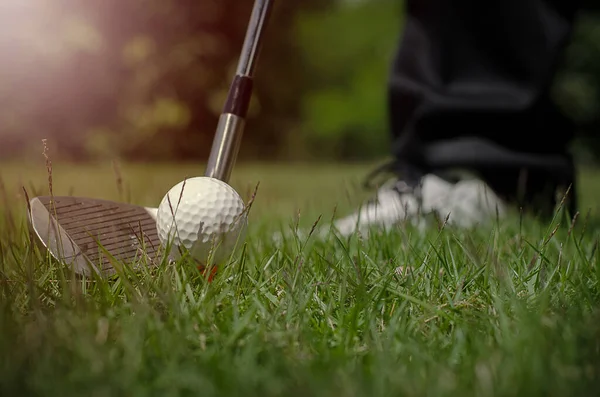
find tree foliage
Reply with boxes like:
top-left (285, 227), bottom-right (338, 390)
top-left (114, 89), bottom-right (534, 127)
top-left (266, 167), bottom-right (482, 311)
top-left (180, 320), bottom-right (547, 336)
top-left (0, 0), bottom-right (330, 161)
top-left (553, 12), bottom-right (600, 163)
top-left (292, 0), bottom-right (402, 160)
top-left (0, 1), bottom-right (599, 163)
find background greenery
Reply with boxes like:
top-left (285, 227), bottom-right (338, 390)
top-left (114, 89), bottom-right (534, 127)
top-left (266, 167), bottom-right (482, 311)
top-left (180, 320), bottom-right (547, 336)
top-left (0, 0), bottom-right (599, 163)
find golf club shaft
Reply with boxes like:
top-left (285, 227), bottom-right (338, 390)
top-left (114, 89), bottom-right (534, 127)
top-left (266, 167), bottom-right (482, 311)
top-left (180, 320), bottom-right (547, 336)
top-left (204, 0), bottom-right (274, 182)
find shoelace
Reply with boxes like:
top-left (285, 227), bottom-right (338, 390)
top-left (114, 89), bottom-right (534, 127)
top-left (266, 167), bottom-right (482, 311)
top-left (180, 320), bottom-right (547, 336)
top-left (362, 160), bottom-right (424, 204)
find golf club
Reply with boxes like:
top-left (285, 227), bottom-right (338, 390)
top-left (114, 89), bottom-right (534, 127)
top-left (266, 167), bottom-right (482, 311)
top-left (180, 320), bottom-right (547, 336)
top-left (27, 0), bottom-right (274, 277)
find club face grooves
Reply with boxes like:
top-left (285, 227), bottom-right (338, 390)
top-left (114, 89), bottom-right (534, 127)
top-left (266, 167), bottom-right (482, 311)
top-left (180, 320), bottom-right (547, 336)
top-left (30, 196), bottom-right (161, 276)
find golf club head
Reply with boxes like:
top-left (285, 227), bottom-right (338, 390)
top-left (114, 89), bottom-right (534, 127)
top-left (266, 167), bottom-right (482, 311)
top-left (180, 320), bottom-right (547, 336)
top-left (28, 196), bottom-right (160, 277)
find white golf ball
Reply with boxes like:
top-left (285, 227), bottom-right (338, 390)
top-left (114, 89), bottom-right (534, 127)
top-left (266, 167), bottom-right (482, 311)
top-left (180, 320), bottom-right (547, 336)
top-left (156, 177), bottom-right (248, 265)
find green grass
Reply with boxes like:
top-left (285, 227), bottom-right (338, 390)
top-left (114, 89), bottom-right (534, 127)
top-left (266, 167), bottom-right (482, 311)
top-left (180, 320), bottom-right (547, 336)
top-left (1, 161), bottom-right (600, 396)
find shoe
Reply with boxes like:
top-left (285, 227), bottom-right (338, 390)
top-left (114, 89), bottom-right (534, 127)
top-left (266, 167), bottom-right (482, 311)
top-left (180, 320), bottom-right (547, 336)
top-left (272, 161), bottom-right (508, 244)
top-left (329, 161), bottom-right (507, 237)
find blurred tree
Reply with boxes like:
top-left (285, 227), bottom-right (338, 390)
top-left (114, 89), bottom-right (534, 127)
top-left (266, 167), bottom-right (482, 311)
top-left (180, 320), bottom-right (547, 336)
top-left (82, 0), bottom-right (262, 160)
top-left (292, 0), bottom-right (403, 161)
top-left (0, 0), bottom-right (332, 162)
top-left (247, 0), bottom-right (336, 160)
top-left (552, 12), bottom-right (600, 164)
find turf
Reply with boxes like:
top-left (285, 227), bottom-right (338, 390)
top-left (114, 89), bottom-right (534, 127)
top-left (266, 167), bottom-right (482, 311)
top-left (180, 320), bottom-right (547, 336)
top-left (1, 161), bottom-right (600, 396)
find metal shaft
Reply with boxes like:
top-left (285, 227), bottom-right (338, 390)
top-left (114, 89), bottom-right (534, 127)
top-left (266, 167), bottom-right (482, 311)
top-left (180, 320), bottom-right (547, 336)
top-left (204, 0), bottom-right (274, 182)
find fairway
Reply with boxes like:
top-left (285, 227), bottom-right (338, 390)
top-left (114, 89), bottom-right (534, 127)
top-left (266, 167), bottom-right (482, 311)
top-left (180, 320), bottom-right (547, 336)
top-left (1, 161), bottom-right (600, 396)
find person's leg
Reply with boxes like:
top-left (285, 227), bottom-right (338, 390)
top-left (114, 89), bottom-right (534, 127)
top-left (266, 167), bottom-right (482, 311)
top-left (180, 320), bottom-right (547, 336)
top-left (387, 0), bottom-right (581, 214)
top-left (330, 0), bottom-right (583, 237)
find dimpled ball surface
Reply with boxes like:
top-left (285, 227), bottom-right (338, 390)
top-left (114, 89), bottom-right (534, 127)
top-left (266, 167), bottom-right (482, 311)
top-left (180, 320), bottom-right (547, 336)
top-left (156, 177), bottom-right (247, 264)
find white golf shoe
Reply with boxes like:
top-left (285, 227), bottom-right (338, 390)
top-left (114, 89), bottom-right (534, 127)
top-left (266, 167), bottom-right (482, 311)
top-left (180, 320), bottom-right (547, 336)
top-left (273, 163), bottom-right (508, 243)
top-left (330, 170), bottom-right (507, 237)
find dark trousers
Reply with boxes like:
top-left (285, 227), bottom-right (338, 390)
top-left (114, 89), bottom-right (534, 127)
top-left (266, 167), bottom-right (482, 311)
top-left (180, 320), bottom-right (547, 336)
top-left (389, 0), bottom-right (584, 214)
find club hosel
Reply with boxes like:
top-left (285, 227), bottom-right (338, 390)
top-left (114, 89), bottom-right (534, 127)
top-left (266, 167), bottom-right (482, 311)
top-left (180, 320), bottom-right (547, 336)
top-left (205, 113), bottom-right (245, 183)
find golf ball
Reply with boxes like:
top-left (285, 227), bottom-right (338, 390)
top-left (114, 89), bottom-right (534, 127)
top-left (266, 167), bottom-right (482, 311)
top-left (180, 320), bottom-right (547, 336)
top-left (156, 177), bottom-right (248, 265)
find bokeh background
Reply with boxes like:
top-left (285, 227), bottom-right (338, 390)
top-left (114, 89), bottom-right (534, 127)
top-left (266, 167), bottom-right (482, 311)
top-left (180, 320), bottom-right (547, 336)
top-left (1, 0), bottom-right (600, 165)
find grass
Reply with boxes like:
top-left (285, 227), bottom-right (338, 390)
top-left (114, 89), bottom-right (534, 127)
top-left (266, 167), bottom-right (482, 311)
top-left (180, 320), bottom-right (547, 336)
top-left (1, 160), bottom-right (600, 396)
